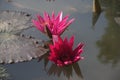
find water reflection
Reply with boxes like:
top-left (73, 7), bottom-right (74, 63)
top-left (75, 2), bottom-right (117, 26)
top-left (92, 10), bottom-right (102, 28)
top-left (0, 66), bottom-right (9, 80)
top-left (114, 17), bottom-right (120, 26)
top-left (6, 0), bottom-right (12, 2)
top-left (92, 0), bottom-right (102, 27)
top-left (97, 0), bottom-right (120, 66)
top-left (47, 63), bottom-right (83, 79)
top-left (5, 0), bottom-right (55, 2)
top-left (39, 52), bottom-right (50, 68)
top-left (46, 0), bottom-right (55, 2)
top-left (38, 40), bottom-right (52, 68)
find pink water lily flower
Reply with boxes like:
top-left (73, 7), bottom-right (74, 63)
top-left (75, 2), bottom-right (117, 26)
top-left (32, 11), bottom-right (74, 38)
top-left (48, 36), bottom-right (84, 67)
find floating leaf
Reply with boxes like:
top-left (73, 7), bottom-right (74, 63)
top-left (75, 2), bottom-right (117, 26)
top-left (0, 10), bottom-right (32, 34)
top-left (0, 10), bottom-right (48, 64)
top-left (0, 33), bottom-right (48, 64)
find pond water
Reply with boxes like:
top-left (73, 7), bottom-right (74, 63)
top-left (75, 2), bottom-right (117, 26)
top-left (0, 0), bottom-right (120, 80)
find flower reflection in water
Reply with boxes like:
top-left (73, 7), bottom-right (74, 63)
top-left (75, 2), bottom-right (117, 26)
top-left (39, 53), bottom-right (83, 79)
top-left (0, 66), bottom-right (9, 80)
top-left (46, 63), bottom-right (83, 79)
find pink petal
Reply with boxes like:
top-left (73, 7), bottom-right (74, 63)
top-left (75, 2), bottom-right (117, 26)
top-left (78, 49), bottom-right (83, 55)
top-left (62, 18), bottom-right (75, 29)
top-left (52, 11), bottom-right (55, 21)
top-left (64, 61), bottom-right (72, 65)
top-left (57, 15), bottom-right (69, 28)
top-left (73, 43), bottom-right (84, 54)
top-left (49, 44), bottom-right (55, 52)
top-left (73, 56), bottom-right (80, 62)
top-left (59, 11), bottom-right (63, 21)
top-left (69, 36), bottom-right (74, 48)
top-left (55, 11), bottom-right (63, 23)
top-left (32, 20), bottom-right (45, 33)
top-left (44, 11), bottom-right (51, 22)
top-left (58, 18), bottom-right (75, 35)
top-left (37, 14), bottom-right (45, 23)
top-left (59, 15), bottom-right (69, 25)
top-left (58, 36), bottom-right (63, 44)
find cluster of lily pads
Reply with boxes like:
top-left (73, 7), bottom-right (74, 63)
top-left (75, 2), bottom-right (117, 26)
top-left (0, 10), bottom-right (84, 67)
top-left (0, 10), bottom-right (48, 64)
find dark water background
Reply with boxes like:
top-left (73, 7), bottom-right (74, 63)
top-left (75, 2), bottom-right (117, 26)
top-left (0, 0), bottom-right (120, 80)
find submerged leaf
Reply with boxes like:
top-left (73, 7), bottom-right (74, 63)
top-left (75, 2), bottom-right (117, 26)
top-left (0, 10), bottom-right (32, 34)
top-left (0, 33), bottom-right (48, 64)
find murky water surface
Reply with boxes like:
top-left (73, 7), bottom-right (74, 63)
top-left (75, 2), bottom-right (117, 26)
top-left (0, 0), bottom-right (120, 80)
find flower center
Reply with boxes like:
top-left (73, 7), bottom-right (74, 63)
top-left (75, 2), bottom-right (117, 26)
top-left (59, 54), bottom-right (71, 62)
